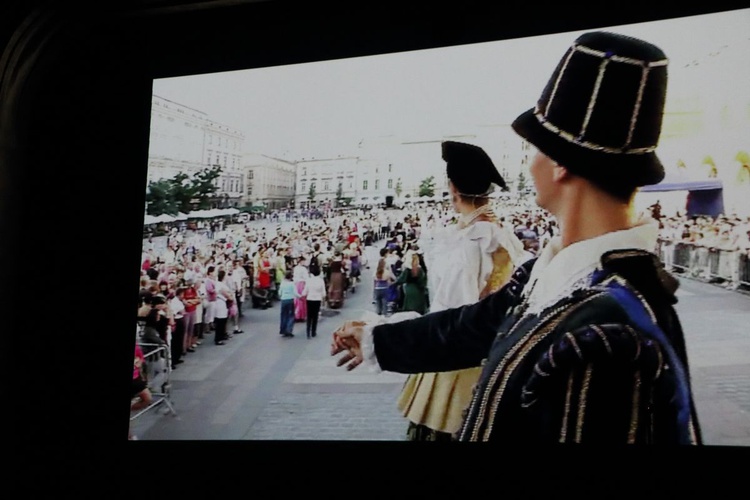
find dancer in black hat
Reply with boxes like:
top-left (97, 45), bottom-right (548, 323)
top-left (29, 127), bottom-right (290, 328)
top-left (331, 31), bottom-right (702, 444)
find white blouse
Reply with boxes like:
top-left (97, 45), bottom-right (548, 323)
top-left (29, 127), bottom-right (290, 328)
top-left (423, 220), bottom-right (524, 312)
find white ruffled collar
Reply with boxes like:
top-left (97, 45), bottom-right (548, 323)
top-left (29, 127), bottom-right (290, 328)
top-left (523, 215), bottom-right (659, 312)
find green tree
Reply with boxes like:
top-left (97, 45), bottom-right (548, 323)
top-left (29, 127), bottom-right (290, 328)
top-left (169, 172), bottom-right (195, 214)
top-left (308, 182), bottom-right (316, 201)
top-left (702, 155), bottom-right (718, 178)
top-left (191, 165), bottom-right (223, 209)
top-left (418, 176), bottom-right (435, 197)
top-left (736, 151), bottom-right (750, 184)
top-left (335, 182), bottom-right (343, 206)
top-left (395, 178), bottom-right (403, 198)
top-left (145, 165), bottom-right (223, 215)
top-left (145, 179), bottom-right (176, 216)
top-left (517, 171), bottom-right (527, 193)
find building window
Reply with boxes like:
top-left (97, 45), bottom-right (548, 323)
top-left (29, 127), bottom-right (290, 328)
top-left (388, 164), bottom-right (392, 173)
top-left (388, 178), bottom-right (393, 188)
top-left (301, 182), bottom-right (306, 192)
top-left (363, 180), bottom-right (368, 190)
top-left (375, 179), bottom-right (380, 190)
top-left (324, 181), bottom-right (329, 191)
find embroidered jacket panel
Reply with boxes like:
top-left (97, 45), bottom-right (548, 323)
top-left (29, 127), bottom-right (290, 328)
top-left (372, 250), bottom-right (702, 444)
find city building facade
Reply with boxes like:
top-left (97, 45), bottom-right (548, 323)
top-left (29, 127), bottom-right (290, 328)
top-left (147, 95), bottom-right (245, 208)
top-left (243, 153), bottom-right (297, 210)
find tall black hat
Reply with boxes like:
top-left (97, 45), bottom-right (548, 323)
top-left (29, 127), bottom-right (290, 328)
top-left (511, 31), bottom-right (669, 189)
top-left (442, 141), bottom-right (506, 196)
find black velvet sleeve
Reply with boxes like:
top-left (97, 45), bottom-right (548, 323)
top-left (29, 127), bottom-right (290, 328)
top-left (373, 259), bottom-right (535, 374)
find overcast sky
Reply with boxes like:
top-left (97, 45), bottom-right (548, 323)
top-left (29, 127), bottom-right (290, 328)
top-left (151, 9), bottom-right (750, 162)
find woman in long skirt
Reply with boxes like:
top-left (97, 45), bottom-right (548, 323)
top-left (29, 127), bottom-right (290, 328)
top-left (292, 257), bottom-right (308, 321)
top-left (327, 252), bottom-right (346, 309)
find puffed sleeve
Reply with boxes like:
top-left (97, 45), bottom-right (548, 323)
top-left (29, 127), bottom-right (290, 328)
top-left (429, 233), bottom-right (483, 311)
top-left (373, 260), bottom-right (534, 374)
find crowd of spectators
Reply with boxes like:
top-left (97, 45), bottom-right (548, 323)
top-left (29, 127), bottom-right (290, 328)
top-left (131, 199), bottom-right (750, 433)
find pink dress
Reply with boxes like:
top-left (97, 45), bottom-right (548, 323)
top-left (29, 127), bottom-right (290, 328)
top-left (294, 280), bottom-right (307, 321)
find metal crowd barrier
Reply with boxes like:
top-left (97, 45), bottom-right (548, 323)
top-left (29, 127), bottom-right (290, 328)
top-left (657, 239), bottom-right (750, 288)
top-left (131, 334), bottom-right (178, 421)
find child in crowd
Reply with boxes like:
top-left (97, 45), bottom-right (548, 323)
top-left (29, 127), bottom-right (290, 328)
top-left (278, 270), bottom-right (296, 337)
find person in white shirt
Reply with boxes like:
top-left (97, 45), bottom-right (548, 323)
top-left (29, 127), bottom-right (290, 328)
top-left (213, 269), bottom-right (234, 345)
top-left (168, 287), bottom-right (186, 366)
top-left (231, 259), bottom-right (248, 319)
top-left (300, 265), bottom-right (326, 339)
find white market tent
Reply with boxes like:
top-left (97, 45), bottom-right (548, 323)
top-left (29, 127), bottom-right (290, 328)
top-left (187, 207), bottom-right (240, 218)
top-left (143, 208), bottom-right (241, 225)
top-left (143, 213), bottom-right (174, 224)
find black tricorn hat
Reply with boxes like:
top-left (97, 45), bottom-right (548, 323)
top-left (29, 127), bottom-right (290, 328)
top-left (442, 141), bottom-right (507, 195)
top-left (512, 31), bottom-right (668, 190)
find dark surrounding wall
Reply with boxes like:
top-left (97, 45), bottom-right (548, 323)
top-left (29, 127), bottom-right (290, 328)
top-left (1, 0), bottom-right (747, 476)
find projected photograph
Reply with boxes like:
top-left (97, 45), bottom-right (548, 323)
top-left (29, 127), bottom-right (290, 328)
top-left (131, 8), bottom-right (750, 444)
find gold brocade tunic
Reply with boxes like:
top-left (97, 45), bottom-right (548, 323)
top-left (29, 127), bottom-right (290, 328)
top-left (397, 209), bottom-right (518, 435)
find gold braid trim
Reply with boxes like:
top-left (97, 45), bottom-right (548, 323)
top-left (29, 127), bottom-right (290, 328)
top-left (574, 364), bottom-right (593, 443)
top-left (628, 370), bottom-right (642, 444)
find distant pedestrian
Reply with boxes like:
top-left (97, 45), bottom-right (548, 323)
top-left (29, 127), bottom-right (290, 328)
top-left (278, 270), bottom-right (296, 337)
top-left (301, 265), bottom-right (326, 338)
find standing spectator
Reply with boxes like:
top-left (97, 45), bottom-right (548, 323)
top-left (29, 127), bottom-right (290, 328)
top-left (273, 247), bottom-right (287, 301)
top-left (232, 259), bottom-right (248, 318)
top-left (193, 276), bottom-right (206, 344)
top-left (346, 242), bottom-right (362, 292)
top-left (212, 269), bottom-right (233, 345)
top-left (278, 270), bottom-right (296, 338)
top-left (256, 250), bottom-right (273, 302)
top-left (227, 268), bottom-right (244, 335)
top-left (181, 279), bottom-right (202, 352)
top-left (168, 287), bottom-right (187, 365)
top-left (327, 251), bottom-right (347, 309)
top-left (717, 223), bottom-right (741, 289)
top-left (659, 219), bottom-right (680, 272)
top-left (203, 265), bottom-right (218, 334)
top-left (301, 262), bottom-right (326, 339)
top-left (394, 252), bottom-right (429, 314)
top-left (373, 250), bottom-right (395, 316)
top-left (146, 294), bottom-right (171, 344)
top-left (293, 256), bottom-right (309, 322)
top-left (130, 342), bottom-right (153, 440)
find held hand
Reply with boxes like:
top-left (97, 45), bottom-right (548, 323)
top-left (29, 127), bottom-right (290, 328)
top-left (330, 320), bottom-right (367, 371)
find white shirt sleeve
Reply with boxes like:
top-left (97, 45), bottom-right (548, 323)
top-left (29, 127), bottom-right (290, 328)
top-left (357, 311), bottom-right (422, 372)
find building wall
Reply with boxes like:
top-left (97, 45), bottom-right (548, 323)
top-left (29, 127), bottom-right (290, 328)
top-left (244, 154), bottom-right (297, 209)
top-left (147, 95), bottom-right (245, 207)
top-left (295, 157), bottom-right (358, 208)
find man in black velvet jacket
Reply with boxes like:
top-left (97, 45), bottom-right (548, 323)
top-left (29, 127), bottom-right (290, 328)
top-left (331, 31), bottom-right (703, 444)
